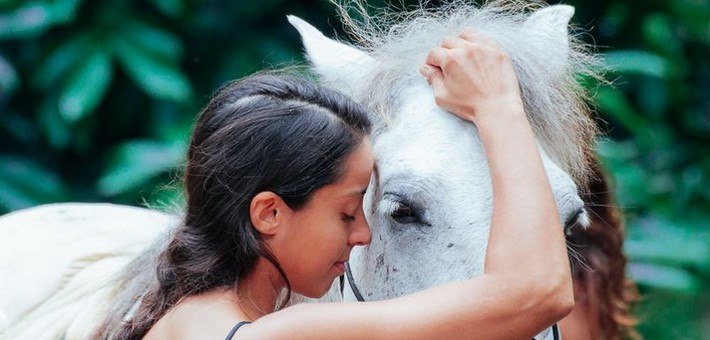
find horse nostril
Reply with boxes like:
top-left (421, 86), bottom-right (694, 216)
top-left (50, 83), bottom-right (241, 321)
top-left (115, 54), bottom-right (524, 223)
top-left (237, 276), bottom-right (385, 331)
top-left (564, 208), bottom-right (587, 230)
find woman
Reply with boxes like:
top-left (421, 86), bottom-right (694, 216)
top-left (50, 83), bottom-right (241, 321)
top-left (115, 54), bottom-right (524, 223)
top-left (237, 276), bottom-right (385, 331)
top-left (97, 31), bottom-right (574, 339)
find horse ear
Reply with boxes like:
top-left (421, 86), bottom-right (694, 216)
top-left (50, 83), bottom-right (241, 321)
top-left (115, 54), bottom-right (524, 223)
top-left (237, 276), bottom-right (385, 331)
top-left (287, 15), bottom-right (374, 93)
top-left (523, 5), bottom-right (574, 61)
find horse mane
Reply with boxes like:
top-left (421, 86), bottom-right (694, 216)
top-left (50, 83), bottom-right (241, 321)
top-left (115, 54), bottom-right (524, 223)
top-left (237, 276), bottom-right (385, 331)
top-left (330, 0), bottom-right (601, 187)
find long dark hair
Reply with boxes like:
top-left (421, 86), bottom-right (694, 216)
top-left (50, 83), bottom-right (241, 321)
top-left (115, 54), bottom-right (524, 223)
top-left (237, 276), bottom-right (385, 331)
top-left (568, 158), bottom-right (640, 339)
top-left (95, 74), bottom-right (371, 339)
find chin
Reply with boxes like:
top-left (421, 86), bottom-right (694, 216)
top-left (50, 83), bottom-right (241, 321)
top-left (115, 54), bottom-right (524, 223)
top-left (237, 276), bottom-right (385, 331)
top-left (296, 279), bottom-right (338, 299)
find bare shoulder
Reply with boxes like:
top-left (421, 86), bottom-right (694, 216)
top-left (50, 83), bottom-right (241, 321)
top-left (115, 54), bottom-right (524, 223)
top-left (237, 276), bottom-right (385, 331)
top-left (144, 289), bottom-right (248, 340)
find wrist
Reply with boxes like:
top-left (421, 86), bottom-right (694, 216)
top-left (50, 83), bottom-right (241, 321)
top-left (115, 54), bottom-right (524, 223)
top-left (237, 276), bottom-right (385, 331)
top-left (472, 100), bottom-right (526, 128)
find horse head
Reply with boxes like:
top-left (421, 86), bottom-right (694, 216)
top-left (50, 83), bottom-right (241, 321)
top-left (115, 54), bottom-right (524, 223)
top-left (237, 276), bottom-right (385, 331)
top-left (290, 1), bottom-right (597, 301)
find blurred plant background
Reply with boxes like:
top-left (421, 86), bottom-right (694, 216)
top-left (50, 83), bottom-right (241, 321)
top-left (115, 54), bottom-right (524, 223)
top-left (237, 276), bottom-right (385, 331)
top-left (0, 0), bottom-right (708, 338)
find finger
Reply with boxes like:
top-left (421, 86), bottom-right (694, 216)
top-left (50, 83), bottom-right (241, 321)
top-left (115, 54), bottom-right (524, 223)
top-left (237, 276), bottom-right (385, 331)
top-left (441, 35), bottom-right (468, 49)
top-left (461, 29), bottom-right (498, 49)
top-left (429, 70), bottom-right (447, 102)
top-left (419, 64), bottom-right (443, 85)
top-left (429, 74), bottom-right (453, 113)
top-left (425, 47), bottom-right (449, 69)
top-left (418, 64), bottom-right (432, 81)
top-left (459, 28), bottom-right (479, 42)
top-left (460, 29), bottom-right (496, 44)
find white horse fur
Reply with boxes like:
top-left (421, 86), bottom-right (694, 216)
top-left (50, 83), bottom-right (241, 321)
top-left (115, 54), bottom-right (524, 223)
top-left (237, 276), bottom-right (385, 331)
top-left (0, 1), bottom-right (599, 339)
top-left (288, 0), bottom-right (596, 301)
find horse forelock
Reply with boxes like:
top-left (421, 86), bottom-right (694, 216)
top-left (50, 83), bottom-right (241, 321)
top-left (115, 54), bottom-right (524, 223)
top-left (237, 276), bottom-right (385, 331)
top-left (333, 0), bottom-right (601, 188)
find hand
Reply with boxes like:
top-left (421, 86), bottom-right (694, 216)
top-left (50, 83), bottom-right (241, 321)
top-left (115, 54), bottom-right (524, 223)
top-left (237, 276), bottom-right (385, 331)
top-left (419, 30), bottom-right (525, 124)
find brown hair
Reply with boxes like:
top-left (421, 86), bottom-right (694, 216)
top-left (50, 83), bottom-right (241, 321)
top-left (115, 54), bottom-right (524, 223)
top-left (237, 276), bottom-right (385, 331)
top-left (567, 158), bottom-right (641, 339)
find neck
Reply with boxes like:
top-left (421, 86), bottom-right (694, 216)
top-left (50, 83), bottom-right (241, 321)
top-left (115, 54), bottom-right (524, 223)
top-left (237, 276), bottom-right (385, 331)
top-left (236, 258), bottom-right (287, 320)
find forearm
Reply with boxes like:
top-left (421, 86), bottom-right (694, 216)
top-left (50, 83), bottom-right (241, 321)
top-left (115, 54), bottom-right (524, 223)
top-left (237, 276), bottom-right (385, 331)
top-left (477, 106), bottom-right (569, 272)
top-left (476, 105), bottom-right (573, 315)
top-left (249, 278), bottom-right (564, 340)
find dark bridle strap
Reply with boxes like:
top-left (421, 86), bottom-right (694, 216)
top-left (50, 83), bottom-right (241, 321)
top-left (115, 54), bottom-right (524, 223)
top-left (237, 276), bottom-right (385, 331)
top-left (344, 261), bottom-right (365, 302)
top-left (552, 323), bottom-right (561, 340)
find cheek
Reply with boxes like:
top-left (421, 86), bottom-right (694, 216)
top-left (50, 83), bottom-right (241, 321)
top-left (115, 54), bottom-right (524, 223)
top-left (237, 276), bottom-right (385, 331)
top-left (314, 218), bottom-right (348, 253)
top-left (293, 213), bottom-right (345, 261)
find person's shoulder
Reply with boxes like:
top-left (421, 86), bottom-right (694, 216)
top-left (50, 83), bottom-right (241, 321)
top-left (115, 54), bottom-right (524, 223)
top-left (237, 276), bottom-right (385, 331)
top-left (145, 289), bottom-right (247, 340)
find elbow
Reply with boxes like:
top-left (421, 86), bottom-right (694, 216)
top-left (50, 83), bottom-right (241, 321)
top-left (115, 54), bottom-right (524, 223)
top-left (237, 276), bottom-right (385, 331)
top-left (540, 272), bottom-right (575, 321)
top-left (514, 270), bottom-right (574, 322)
top-left (546, 286), bottom-right (575, 321)
top-left (495, 271), bottom-right (574, 319)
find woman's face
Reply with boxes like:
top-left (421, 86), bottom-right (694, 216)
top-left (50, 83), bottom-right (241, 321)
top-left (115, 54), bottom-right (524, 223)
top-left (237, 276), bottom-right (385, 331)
top-left (277, 139), bottom-right (374, 298)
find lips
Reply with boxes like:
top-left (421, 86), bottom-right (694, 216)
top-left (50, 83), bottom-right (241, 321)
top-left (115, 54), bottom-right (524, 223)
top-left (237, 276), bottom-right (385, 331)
top-left (334, 261), bottom-right (346, 272)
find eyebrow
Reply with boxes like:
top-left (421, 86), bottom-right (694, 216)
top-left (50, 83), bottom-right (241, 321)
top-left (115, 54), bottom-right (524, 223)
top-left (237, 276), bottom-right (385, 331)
top-left (341, 188), bottom-right (368, 198)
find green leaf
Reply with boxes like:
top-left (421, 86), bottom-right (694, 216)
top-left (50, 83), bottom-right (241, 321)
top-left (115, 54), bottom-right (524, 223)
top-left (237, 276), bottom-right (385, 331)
top-left (629, 262), bottom-right (701, 293)
top-left (0, 155), bottom-right (70, 211)
top-left (603, 50), bottom-right (675, 79)
top-left (149, 0), bottom-right (184, 17)
top-left (112, 35), bottom-right (192, 102)
top-left (626, 216), bottom-right (710, 272)
top-left (595, 86), bottom-right (656, 144)
top-left (0, 53), bottom-right (20, 99)
top-left (49, 0), bottom-right (84, 23)
top-left (0, 2), bottom-right (53, 39)
top-left (122, 20), bottom-right (184, 61)
top-left (32, 33), bottom-right (93, 90)
top-left (98, 140), bottom-right (185, 196)
top-left (626, 238), bottom-right (710, 270)
top-left (0, 0), bottom-right (83, 39)
top-left (58, 49), bottom-right (113, 122)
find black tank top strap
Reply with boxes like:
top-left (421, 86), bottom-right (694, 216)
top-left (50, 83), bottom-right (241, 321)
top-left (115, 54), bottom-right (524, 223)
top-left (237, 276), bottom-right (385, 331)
top-left (225, 320), bottom-right (251, 340)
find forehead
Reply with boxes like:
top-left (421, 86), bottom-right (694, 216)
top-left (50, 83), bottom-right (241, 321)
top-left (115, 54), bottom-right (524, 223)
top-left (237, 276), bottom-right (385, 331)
top-left (314, 139), bottom-right (374, 199)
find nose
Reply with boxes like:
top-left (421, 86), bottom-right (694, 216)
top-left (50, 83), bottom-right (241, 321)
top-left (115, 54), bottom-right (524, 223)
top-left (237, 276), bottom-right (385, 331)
top-left (349, 209), bottom-right (372, 246)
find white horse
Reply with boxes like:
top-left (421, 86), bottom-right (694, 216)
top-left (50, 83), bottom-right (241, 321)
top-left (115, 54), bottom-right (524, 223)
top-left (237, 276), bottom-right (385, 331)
top-left (289, 1), bottom-right (597, 338)
top-left (0, 2), bottom-right (598, 339)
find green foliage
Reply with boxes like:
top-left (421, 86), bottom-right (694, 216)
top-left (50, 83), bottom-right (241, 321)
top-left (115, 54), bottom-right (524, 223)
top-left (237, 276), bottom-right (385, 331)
top-left (0, 0), bottom-right (708, 337)
top-left (0, 155), bottom-right (70, 210)
top-left (567, 0), bottom-right (710, 337)
top-left (0, 0), bottom-right (327, 212)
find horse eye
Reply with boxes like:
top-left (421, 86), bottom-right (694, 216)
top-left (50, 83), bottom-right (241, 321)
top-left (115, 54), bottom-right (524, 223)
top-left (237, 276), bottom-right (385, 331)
top-left (564, 208), bottom-right (584, 230)
top-left (391, 204), bottom-right (420, 224)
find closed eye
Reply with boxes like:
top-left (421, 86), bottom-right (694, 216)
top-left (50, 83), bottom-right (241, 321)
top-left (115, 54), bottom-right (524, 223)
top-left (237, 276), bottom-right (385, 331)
top-left (342, 214), bottom-right (356, 222)
top-left (564, 208), bottom-right (585, 230)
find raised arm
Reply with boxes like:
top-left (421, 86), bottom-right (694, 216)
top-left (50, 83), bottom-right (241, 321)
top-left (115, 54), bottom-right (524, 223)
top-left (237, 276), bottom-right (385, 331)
top-left (240, 31), bottom-right (573, 340)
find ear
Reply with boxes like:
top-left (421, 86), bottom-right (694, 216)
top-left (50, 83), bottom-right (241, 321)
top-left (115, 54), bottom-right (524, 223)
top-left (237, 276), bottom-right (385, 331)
top-left (287, 15), bottom-right (375, 94)
top-left (523, 5), bottom-right (575, 62)
top-left (249, 191), bottom-right (288, 236)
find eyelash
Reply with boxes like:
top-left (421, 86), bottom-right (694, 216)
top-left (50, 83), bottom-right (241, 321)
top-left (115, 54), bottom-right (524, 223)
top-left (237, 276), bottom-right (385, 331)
top-left (342, 214), bottom-right (356, 222)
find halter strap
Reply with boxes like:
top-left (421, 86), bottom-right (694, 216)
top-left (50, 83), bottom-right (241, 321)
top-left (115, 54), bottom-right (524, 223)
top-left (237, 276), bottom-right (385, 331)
top-left (225, 321), bottom-right (251, 340)
top-left (344, 261), bottom-right (365, 302)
